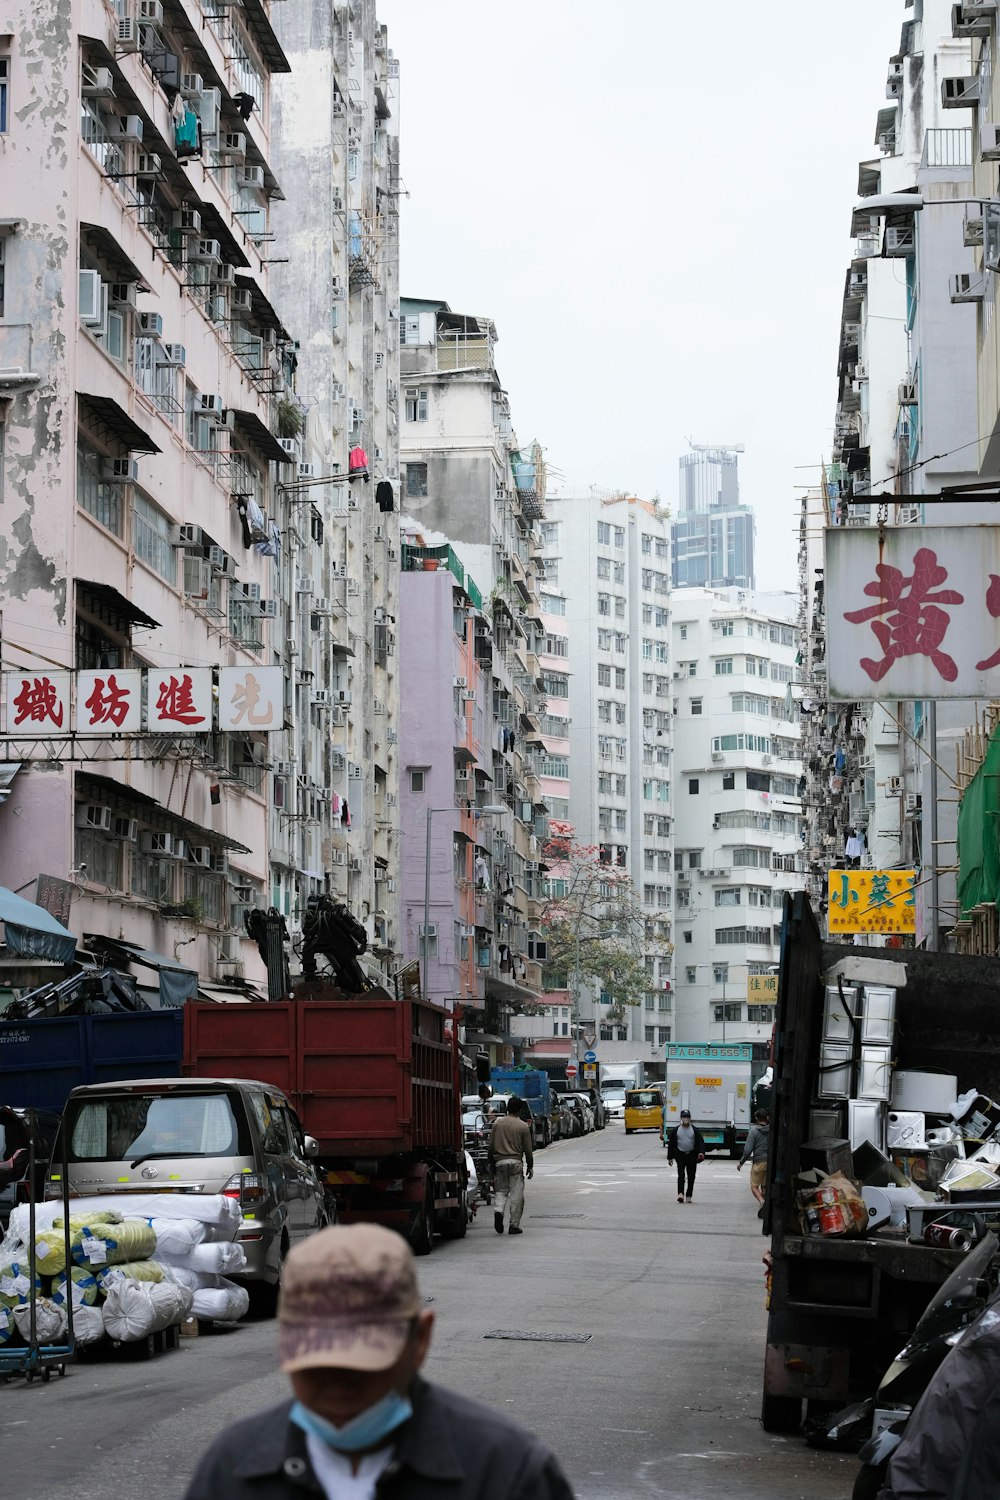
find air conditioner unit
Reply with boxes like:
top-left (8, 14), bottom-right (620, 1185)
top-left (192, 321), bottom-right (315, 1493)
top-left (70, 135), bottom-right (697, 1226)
top-left (210, 851), bottom-right (229, 874)
top-left (386, 878), bottom-right (397, 893)
top-left (220, 132), bottom-right (247, 160)
top-left (373, 698), bottom-right (385, 715)
top-left (312, 690), bottom-right (332, 708)
top-left (331, 278), bottom-right (344, 300)
top-left (190, 238), bottom-right (222, 264)
top-left (180, 72), bottom-right (204, 96)
top-left (136, 152), bottom-right (163, 177)
top-left (884, 226), bottom-right (915, 255)
top-left (171, 523), bottom-right (205, 548)
top-left (75, 803), bottom-right (113, 833)
top-left (112, 113), bottom-right (144, 144)
top-left (213, 264), bottom-right (237, 286)
top-left (230, 288), bottom-right (253, 314)
top-left (898, 380), bottom-right (917, 406)
top-left (349, 857), bottom-right (363, 873)
top-left (337, 689), bottom-right (352, 705)
top-left (103, 457), bottom-right (139, 483)
top-left (297, 463), bottom-right (315, 480)
top-left (348, 764), bottom-right (363, 780)
top-left (311, 596), bottom-right (332, 615)
top-left (453, 675), bottom-right (468, 689)
top-left (138, 311), bottom-right (163, 337)
top-left (141, 830), bottom-right (174, 856)
top-left (332, 850), bottom-right (346, 866)
top-left (347, 495), bottom-right (359, 511)
top-left (331, 188), bottom-right (344, 207)
top-left (111, 815), bottom-right (139, 842)
top-left (208, 545), bottom-right (234, 575)
top-left (887, 775), bottom-right (903, 796)
top-left (169, 838), bottom-right (187, 862)
top-left (109, 283), bottom-right (137, 314)
top-left (189, 844), bottom-right (213, 866)
top-left (374, 525), bottom-right (385, 541)
top-left (347, 579), bottom-right (360, 597)
top-left (941, 75), bottom-right (981, 108)
top-left (950, 271), bottom-right (987, 304)
top-left (374, 867), bottom-right (385, 882)
top-left (241, 166), bottom-right (265, 190)
top-left (710, 752), bottom-right (725, 763)
top-left (761, 755), bottom-right (773, 766)
top-left (162, 343), bottom-right (186, 366)
top-left (138, 0), bottom-right (163, 20)
top-left (273, 760), bottom-right (295, 777)
top-left (171, 208), bottom-right (202, 235)
top-left (386, 793), bottom-right (397, 807)
top-left (239, 581), bottom-right (262, 602)
top-left (259, 599), bottom-right (279, 620)
top-left (905, 791), bottom-right (920, 813)
top-left (462, 690), bottom-right (476, 702)
top-left (82, 66), bottom-right (115, 97)
top-left (197, 393), bottom-right (225, 416)
top-left (279, 438), bottom-right (300, 461)
top-left (387, 728), bottom-right (397, 745)
top-left (232, 884), bottom-right (254, 903)
top-left (117, 17), bottom-right (140, 51)
top-left (420, 923), bottom-right (437, 940)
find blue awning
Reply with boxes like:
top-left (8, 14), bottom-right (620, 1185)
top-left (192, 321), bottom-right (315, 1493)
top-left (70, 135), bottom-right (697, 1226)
top-left (0, 886), bottom-right (76, 964)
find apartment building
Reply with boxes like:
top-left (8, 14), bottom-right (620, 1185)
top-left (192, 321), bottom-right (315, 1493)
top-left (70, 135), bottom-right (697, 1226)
top-left (537, 492), bottom-right (674, 1064)
top-left (671, 589), bottom-right (805, 1044)
top-left (672, 443), bottom-right (755, 591)
top-left (397, 299), bottom-right (548, 1059)
top-left (270, 2), bottom-right (402, 974)
top-left (0, 0), bottom-right (305, 988)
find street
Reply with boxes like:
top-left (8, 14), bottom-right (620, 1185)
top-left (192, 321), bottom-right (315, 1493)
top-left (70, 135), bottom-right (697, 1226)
top-left (1, 1124), bottom-right (853, 1500)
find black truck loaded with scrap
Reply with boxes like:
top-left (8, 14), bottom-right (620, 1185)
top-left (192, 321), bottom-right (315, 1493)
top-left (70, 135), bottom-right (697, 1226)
top-left (760, 891), bottom-right (1000, 1434)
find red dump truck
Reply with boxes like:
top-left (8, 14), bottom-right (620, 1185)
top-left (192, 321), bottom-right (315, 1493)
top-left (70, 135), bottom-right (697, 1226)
top-left (183, 992), bottom-right (468, 1254)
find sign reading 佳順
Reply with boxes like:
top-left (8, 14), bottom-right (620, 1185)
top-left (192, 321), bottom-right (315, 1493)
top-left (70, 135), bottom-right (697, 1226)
top-left (746, 974), bottom-right (778, 1005)
top-left (827, 869), bottom-right (917, 935)
top-left (826, 525), bottom-right (1000, 700)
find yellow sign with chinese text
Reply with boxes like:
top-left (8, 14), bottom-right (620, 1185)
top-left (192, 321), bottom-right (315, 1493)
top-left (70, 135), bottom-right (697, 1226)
top-left (827, 869), bottom-right (917, 934)
top-left (746, 973), bottom-right (779, 1004)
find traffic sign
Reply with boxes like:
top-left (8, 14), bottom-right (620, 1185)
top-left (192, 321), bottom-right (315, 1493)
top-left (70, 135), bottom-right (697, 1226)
top-left (582, 1032), bottom-right (596, 1047)
top-left (565, 1061), bottom-right (578, 1078)
top-left (583, 1050), bottom-right (597, 1063)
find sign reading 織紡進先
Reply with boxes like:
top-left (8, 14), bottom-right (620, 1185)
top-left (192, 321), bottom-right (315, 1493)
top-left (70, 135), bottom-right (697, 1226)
top-left (826, 525), bottom-right (1000, 700)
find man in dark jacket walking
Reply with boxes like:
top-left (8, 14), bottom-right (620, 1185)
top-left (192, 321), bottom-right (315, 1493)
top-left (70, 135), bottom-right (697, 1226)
top-left (183, 1223), bottom-right (575, 1500)
top-left (665, 1109), bottom-right (706, 1203)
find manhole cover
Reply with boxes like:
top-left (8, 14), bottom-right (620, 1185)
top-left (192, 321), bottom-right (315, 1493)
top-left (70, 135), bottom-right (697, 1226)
top-left (484, 1330), bottom-right (592, 1343)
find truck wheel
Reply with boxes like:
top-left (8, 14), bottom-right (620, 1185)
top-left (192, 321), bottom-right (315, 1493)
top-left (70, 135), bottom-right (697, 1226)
top-left (411, 1185), bottom-right (435, 1257)
top-left (852, 1461), bottom-right (889, 1500)
top-left (440, 1188), bottom-right (468, 1240)
top-left (760, 1393), bottom-right (802, 1434)
top-left (625, 1127), bottom-right (634, 1135)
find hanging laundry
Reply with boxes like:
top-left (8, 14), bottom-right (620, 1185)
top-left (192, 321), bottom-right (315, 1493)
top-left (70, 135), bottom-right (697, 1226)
top-left (844, 830), bottom-right (866, 865)
top-left (348, 446), bottom-right (370, 483)
top-left (474, 855), bottom-right (490, 891)
top-left (834, 747), bottom-right (846, 773)
top-left (233, 91), bottom-right (256, 122)
top-left (376, 480), bottom-right (394, 513)
top-left (342, 800), bottom-right (351, 829)
top-left (331, 793), bottom-right (342, 818)
top-left (246, 497), bottom-right (268, 543)
top-left (256, 520), bottom-right (280, 559)
top-left (170, 92), bottom-right (187, 125)
top-left (234, 498), bottom-right (254, 549)
top-left (174, 108), bottom-right (200, 157)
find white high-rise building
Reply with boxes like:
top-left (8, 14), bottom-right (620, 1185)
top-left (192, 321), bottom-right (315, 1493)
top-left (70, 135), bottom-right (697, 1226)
top-left (671, 588), bottom-right (806, 1044)
top-left (539, 493), bottom-right (674, 1062)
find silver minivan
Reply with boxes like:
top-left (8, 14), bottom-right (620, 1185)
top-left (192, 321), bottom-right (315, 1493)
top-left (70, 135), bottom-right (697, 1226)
top-left (48, 1076), bottom-right (330, 1312)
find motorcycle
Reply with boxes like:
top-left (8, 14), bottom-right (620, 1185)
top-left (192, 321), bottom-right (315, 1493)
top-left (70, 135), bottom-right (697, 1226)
top-left (462, 1109), bottom-right (493, 1207)
top-left (851, 1229), bottom-right (1000, 1500)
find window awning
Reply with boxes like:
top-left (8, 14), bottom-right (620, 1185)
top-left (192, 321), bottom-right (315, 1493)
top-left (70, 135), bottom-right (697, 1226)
top-left (0, 766), bottom-right (20, 803)
top-left (85, 935), bottom-right (194, 973)
top-left (233, 273), bottom-right (291, 338)
top-left (78, 394), bottom-right (161, 455)
top-left (240, 0), bottom-right (291, 73)
top-left (229, 408), bottom-right (290, 465)
top-left (77, 579), bottom-right (161, 632)
top-left (80, 222), bottom-right (151, 291)
top-left (197, 202), bottom-right (251, 271)
top-left (75, 771), bottom-right (253, 856)
top-left (454, 746), bottom-right (477, 767)
top-left (0, 887), bottom-right (76, 965)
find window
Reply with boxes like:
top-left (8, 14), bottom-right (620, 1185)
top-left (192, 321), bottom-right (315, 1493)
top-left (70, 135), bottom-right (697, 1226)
top-left (688, 662), bottom-right (697, 676)
top-left (641, 533), bottom-right (652, 555)
top-left (720, 620), bottom-right (734, 636)
top-left (540, 591), bottom-right (566, 615)
top-left (691, 698), bottom-right (702, 716)
top-left (614, 633), bottom-right (627, 652)
top-left (685, 966), bottom-right (697, 983)
top-left (404, 387), bottom-right (428, 421)
top-left (613, 526), bottom-right (625, 548)
top-left (642, 638), bottom-right (653, 661)
top-left (133, 493), bottom-right (175, 583)
top-left (598, 700), bottom-right (612, 722)
top-left (542, 673), bottom-right (569, 698)
top-left (419, 925), bottom-right (438, 959)
top-left (409, 769), bottom-right (426, 792)
top-left (722, 771), bottom-right (735, 790)
top-left (596, 556), bottom-right (611, 580)
top-left (683, 931), bottom-right (692, 944)
top-left (597, 664), bottom-right (611, 687)
top-left (614, 596), bottom-right (625, 619)
top-left (399, 315), bottom-right (420, 345)
top-left (688, 850), bottom-right (701, 869)
top-left (540, 754), bottom-right (569, 778)
top-left (615, 668), bottom-right (626, 689)
top-left (405, 463), bottom-right (428, 498)
top-left (688, 778), bottom-right (699, 795)
top-left (0, 57), bottom-right (8, 134)
top-left (658, 1027), bottom-right (671, 1045)
top-left (77, 439), bottom-right (124, 537)
top-left (597, 593), bottom-right (611, 616)
top-left (679, 624), bottom-right (687, 640)
top-left (597, 521), bottom-right (611, 544)
top-left (715, 658), bottom-right (733, 675)
top-left (543, 632), bottom-right (568, 657)
top-left (613, 561), bottom-right (625, 584)
top-left (715, 888), bottom-right (741, 906)
top-left (655, 538), bottom-right (668, 560)
top-left (644, 1027), bottom-right (655, 1044)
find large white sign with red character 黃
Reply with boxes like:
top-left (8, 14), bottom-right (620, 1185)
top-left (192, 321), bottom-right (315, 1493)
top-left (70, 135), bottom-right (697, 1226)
top-left (827, 525), bottom-right (1000, 701)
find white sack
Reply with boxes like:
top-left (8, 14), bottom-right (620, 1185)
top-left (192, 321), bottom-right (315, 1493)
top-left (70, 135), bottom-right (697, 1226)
top-left (159, 1264), bottom-right (249, 1321)
top-left (156, 1240), bottom-right (247, 1275)
top-left (13, 1297), bottom-right (68, 1343)
top-left (147, 1216), bottom-right (208, 1258)
top-left (102, 1278), bottom-right (193, 1342)
top-left (71, 1302), bottom-right (106, 1347)
top-left (34, 1194), bottom-right (241, 1238)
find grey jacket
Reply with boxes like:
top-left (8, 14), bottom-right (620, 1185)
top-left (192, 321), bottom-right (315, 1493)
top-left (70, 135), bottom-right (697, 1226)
top-left (740, 1123), bottom-right (769, 1166)
top-left (182, 1378), bottom-right (575, 1500)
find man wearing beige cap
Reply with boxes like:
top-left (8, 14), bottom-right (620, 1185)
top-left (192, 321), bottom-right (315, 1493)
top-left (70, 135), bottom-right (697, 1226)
top-left (183, 1222), bottom-right (575, 1499)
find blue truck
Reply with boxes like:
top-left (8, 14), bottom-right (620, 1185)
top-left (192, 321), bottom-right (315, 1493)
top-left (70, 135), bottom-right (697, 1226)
top-left (0, 1009), bottom-right (184, 1113)
top-left (489, 1067), bottom-right (555, 1147)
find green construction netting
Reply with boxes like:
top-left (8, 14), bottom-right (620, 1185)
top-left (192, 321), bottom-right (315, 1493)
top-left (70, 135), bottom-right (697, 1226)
top-left (957, 725), bottom-right (1000, 916)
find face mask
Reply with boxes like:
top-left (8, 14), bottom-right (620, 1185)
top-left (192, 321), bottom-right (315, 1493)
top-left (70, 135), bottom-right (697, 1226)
top-left (290, 1391), bottom-right (413, 1453)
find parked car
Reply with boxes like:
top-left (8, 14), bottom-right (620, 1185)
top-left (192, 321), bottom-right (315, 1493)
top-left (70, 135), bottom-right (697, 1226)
top-left (563, 1095), bottom-right (594, 1134)
top-left (601, 1088), bottom-right (627, 1120)
top-left (583, 1086), bottom-right (607, 1130)
top-left (560, 1097), bottom-right (584, 1137)
top-left (549, 1096), bottom-right (571, 1140)
top-left (50, 1077), bottom-right (329, 1312)
top-left (624, 1087), bottom-right (665, 1135)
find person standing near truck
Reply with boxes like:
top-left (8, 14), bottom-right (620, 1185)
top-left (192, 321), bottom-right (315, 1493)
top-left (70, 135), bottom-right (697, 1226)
top-left (737, 1110), bottom-right (770, 1214)
top-left (488, 1097), bottom-right (534, 1236)
top-left (665, 1109), bottom-right (705, 1204)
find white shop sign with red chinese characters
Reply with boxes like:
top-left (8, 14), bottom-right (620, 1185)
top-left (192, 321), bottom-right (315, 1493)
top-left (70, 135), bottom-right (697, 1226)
top-left (827, 525), bottom-right (1000, 700)
top-left (2, 668), bottom-right (285, 735)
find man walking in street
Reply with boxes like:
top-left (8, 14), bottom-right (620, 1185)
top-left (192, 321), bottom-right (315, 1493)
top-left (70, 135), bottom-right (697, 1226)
top-left (737, 1109), bottom-right (770, 1216)
top-left (488, 1096), bottom-right (533, 1236)
top-left (183, 1223), bottom-right (575, 1499)
top-left (665, 1108), bottom-right (706, 1204)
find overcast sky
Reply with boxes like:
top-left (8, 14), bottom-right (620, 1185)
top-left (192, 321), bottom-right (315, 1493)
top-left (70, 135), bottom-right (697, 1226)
top-left (378, 1), bottom-right (902, 590)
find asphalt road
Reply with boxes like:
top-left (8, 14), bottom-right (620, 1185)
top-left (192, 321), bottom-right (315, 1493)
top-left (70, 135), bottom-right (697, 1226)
top-left (1, 1124), bottom-right (854, 1499)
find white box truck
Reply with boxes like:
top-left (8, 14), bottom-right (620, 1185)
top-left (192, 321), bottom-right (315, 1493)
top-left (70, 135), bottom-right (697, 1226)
top-left (663, 1043), bottom-right (763, 1156)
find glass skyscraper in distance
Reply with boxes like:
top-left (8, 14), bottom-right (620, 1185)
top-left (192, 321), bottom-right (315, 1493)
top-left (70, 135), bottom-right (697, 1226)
top-left (672, 443), bottom-right (756, 590)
